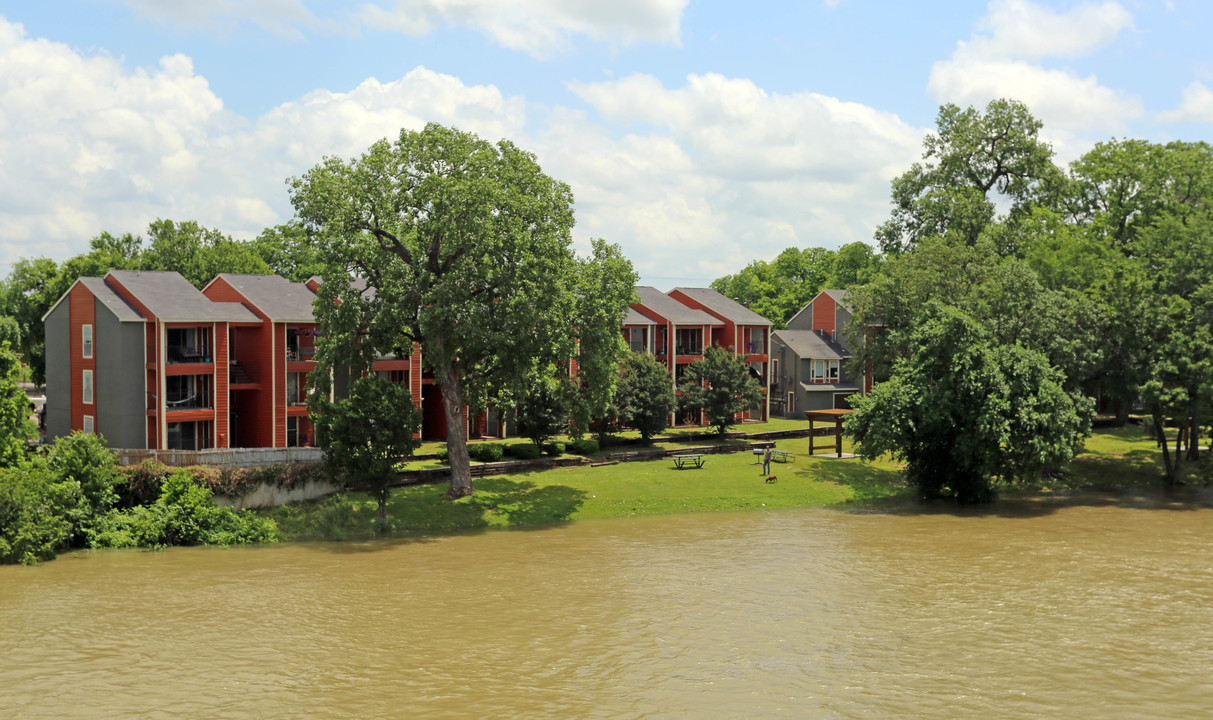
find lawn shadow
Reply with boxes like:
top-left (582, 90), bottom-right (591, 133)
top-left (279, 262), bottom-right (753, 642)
top-left (465, 476), bottom-right (588, 529)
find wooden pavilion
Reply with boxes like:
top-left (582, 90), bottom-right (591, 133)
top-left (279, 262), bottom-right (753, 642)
top-left (804, 408), bottom-right (853, 458)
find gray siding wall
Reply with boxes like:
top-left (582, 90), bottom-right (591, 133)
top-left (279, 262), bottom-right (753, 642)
top-left (44, 302), bottom-right (71, 440)
top-left (835, 307), bottom-right (854, 351)
top-left (95, 304), bottom-right (146, 448)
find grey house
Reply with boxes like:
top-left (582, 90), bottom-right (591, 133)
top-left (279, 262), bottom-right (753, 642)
top-left (769, 289), bottom-right (865, 417)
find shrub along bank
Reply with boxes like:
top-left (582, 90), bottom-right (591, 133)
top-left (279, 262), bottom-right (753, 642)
top-left (0, 433), bottom-right (277, 566)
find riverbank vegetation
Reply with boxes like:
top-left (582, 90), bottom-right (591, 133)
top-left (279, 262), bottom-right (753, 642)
top-left (0, 433), bottom-right (276, 566)
top-left (265, 424), bottom-right (1207, 543)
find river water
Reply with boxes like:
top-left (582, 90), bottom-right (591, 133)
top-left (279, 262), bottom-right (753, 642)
top-left (4, 494), bottom-right (1213, 719)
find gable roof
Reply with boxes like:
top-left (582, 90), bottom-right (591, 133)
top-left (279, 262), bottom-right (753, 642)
top-left (822, 289), bottom-right (850, 310)
top-left (80, 278), bottom-right (144, 322)
top-left (671, 287), bottom-right (772, 326)
top-left (106, 270), bottom-right (259, 323)
top-left (209, 273), bottom-right (317, 323)
top-left (771, 329), bottom-right (850, 360)
top-left (634, 286), bottom-right (722, 326)
top-left (623, 307), bottom-right (658, 325)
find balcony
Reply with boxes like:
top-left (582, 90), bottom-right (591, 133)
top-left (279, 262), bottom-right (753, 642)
top-left (286, 346), bottom-right (316, 362)
top-left (675, 345), bottom-right (703, 356)
top-left (746, 341), bottom-right (765, 355)
top-left (165, 389), bottom-right (212, 411)
top-left (167, 345), bottom-right (211, 364)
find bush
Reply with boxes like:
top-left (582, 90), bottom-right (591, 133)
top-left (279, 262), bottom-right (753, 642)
top-left (0, 461), bottom-right (79, 565)
top-left (468, 443), bottom-right (504, 463)
top-left (104, 471), bottom-right (278, 547)
top-left (568, 438), bottom-right (599, 456)
top-left (435, 445), bottom-right (449, 463)
top-left (505, 443), bottom-right (542, 460)
top-left (543, 442), bottom-right (565, 457)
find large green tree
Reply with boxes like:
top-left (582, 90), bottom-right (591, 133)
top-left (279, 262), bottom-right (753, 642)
top-left (565, 239), bottom-right (638, 437)
top-left (846, 303), bottom-right (1091, 503)
top-left (291, 123), bottom-right (630, 498)
top-left (677, 346), bottom-right (764, 436)
top-left (875, 99), bottom-right (1060, 254)
top-left (141, 219), bottom-right (270, 287)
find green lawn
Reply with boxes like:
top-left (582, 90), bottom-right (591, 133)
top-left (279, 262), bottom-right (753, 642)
top-left (266, 425), bottom-right (1201, 542)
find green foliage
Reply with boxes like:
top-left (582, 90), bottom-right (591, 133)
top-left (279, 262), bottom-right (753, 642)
top-left (467, 443), bottom-right (505, 463)
top-left (543, 442), bottom-right (566, 457)
top-left (291, 123), bottom-right (604, 499)
top-left (312, 375), bottom-right (421, 521)
top-left (613, 352), bottom-right (676, 441)
top-left (517, 369), bottom-right (570, 450)
top-left (0, 460), bottom-right (79, 565)
top-left (505, 443), bottom-right (542, 460)
top-left (250, 222), bottom-right (328, 282)
top-left (141, 219), bottom-right (270, 288)
top-left (677, 346), bottom-right (765, 436)
top-left (0, 340), bottom-right (35, 467)
top-left (567, 438), bottom-right (599, 455)
top-left (876, 99), bottom-right (1060, 254)
top-left (566, 239), bottom-right (638, 436)
top-left (846, 303), bottom-right (1091, 503)
top-left (710, 244), bottom-right (882, 327)
top-left (46, 431), bottom-right (120, 544)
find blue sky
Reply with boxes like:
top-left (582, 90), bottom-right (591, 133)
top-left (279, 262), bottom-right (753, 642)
top-left (1, 0), bottom-right (1211, 287)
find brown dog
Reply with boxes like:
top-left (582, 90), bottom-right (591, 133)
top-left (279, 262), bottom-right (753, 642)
top-left (765, 475), bottom-right (777, 484)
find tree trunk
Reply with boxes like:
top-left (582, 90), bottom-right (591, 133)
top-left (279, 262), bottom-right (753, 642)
top-left (1152, 411), bottom-right (1176, 483)
top-left (439, 365), bottom-right (474, 499)
top-left (378, 497), bottom-right (388, 524)
top-left (1187, 414), bottom-right (1200, 462)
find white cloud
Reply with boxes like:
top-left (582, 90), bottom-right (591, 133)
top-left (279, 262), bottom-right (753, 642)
top-left (356, 0), bottom-right (687, 58)
top-left (0, 16), bottom-right (920, 289)
top-left (556, 73), bottom-right (923, 283)
top-left (971, 0), bottom-right (1133, 61)
top-left (121, 0), bottom-right (321, 39)
top-left (1159, 81), bottom-right (1213, 124)
top-left (929, 0), bottom-right (1142, 142)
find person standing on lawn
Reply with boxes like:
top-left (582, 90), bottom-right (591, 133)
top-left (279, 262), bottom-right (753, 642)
top-left (762, 446), bottom-right (772, 475)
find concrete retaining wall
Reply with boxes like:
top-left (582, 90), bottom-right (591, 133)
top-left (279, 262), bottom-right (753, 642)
top-left (114, 447), bottom-right (325, 468)
top-left (214, 478), bottom-right (339, 510)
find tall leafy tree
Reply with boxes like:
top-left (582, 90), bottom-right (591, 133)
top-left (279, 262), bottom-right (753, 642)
top-left (142, 219), bottom-right (270, 287)
top-left (312, 376), bottom-right (421, 523)
top-left (565, 239), bottom-right (638, 438)
top-left (677, 346), bottom-right (764, 436)
top-left (0, 340), bottom-right (35, 467)
top-left (847, 303), bottom-right (1091, 503)
top-left (613, 352), bottom-right (677, 442)
top-left (252, 222), bottom-right (328, 282)
top-left (875, 99), bottom-right (1060, 254)
top-left (291, 123), bottom-right (630, 498)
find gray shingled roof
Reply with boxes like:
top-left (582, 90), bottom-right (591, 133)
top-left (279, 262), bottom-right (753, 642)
top-left (672, 287), bottom-right (771, 326)
top-left (623, 307), bottom-right (658, 325)
top-left (822, 288), bottom-right (850, 310)
top-left (634, 286), bottom-right (722, 326)
top-left (212, 274), bottom-right (317, 323)
top-left (772, 329), bottom-right (850, 360)
top-left (798, 382), bottom-right (861, 392)
top-left (106, 270), bottom-right (260, 323)
top-left (79, 278), bottom-right (144, 322)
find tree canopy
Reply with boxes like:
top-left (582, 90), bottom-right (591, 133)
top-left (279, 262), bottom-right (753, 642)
top-left (291, 123), bottom-right (633, 498)
top-left (677, 346), bottom-right (764, 436)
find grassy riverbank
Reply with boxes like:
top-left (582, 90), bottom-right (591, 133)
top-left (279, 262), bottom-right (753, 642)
top-left (266, 425), bottom-right (1201, 542)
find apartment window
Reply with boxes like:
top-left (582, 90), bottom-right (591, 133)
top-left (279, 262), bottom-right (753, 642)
top-left (770, 359), bottom-right (779, 386)
top-left (787, 391), bottom-right (795, 413)
top-left (82, 324), bottom-right (93, 359)
top-left (83, 370), bottom-right (93, 404)
top-left (747, 327), bottom-right (764, 355)
top-left (83, 415), bottom-right (94, 434)
top-left (811, 360), bottom-right (840, 383)
top-left (287, 417), bottom-right (300, 447)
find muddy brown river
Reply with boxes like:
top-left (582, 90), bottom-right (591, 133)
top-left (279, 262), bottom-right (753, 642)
top-left (4, 493), bottom-right (1213, 718)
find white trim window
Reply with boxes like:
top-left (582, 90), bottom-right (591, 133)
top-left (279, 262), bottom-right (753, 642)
top-left (83, 369), bottom-right (93, 404)
top-left (810, 359), bottom-right (840, 383)
top-left (770, 358), bottom-right (779, 386)
top-left (83, 415), bottom-right (94, 434)
top-left (82, 324), bottom-right (93, 359)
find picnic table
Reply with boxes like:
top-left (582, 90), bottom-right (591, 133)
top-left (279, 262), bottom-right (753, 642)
top-left (671, 454), bottom-right (707, 469)
top-left (752, 448), bottom-right (794, 463)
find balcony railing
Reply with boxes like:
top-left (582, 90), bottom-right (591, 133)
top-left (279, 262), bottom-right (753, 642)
top-left (675, 345), bottom-right (703, 356)
top-left (166, 345), bottom-right (210, 364)
top-left (165, 390), bottom-right (211, 410)
top-left (286, 346), bottom-right (316, 362)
